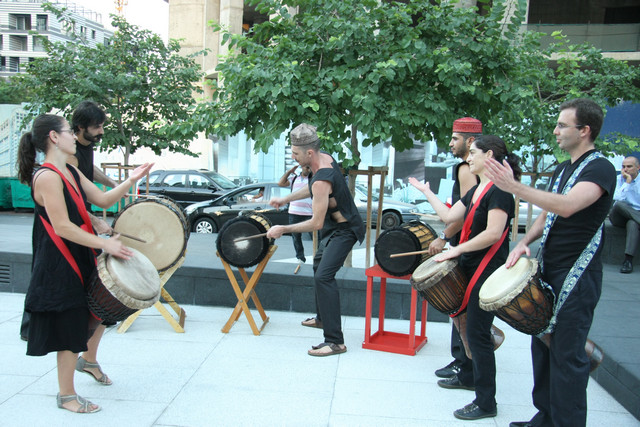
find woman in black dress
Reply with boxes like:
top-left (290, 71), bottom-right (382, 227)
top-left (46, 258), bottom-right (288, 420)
top-left (18, 114), bottom-right (152, 413)
top-left (409, 135), bottom-right (521, 421)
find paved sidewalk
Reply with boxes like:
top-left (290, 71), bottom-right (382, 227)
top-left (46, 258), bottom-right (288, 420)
top-left (0, 292), bottom-right (637, 427)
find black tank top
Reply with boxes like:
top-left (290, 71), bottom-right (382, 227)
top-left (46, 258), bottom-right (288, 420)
top-left (308, 153), bottom-right (365, 243)
top-left (75, 142), bottom-right (95, 182)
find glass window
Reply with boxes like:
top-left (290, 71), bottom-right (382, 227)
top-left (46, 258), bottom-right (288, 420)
top-left (163, 173), bottom-right (186, 188)
top-left (33, 36), bottom-right (46, 52)
top-left (36, 15), bottom-right (48, 32)
top-left (189, 174), bottom-right (210, 189)
top-left (270, 187), bottom-right (291, 199)
top-left (203, 171), bottom-right (237, 190)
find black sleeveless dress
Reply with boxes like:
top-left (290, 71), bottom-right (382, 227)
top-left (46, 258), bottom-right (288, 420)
top-left (25, 166), bottom-right (96, 356)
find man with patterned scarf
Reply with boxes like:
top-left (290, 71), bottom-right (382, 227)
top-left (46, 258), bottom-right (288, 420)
top-left (484, 98), bottom-right (616, 427)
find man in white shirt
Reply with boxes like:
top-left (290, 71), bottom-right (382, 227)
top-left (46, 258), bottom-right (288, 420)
top-left (278, 165), bottom-right (313, 268)
top-left (609, 155), bottom-right (640, 273)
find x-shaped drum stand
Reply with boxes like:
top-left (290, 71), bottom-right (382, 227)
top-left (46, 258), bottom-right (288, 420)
top-left (218, 245), bottom-right (277, 335)
top-left (117, 255), bottom-right (187, 333)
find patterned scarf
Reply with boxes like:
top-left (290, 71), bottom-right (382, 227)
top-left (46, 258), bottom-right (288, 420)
top-left (537, 151), bottom-right (604, 337)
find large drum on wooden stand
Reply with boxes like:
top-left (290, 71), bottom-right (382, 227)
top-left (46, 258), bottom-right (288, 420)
top-left (86, 248), bottom-right (161, 322)
top-left (112, 196), bottom-right (189, 272)
top-left (216, 212), bottom-right (273, 268)
top-left (374, 221), bottom-right (437, 276)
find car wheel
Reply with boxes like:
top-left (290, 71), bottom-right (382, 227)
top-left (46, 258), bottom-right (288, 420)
top-left (193, 217), bottom-right (217, 233)
top-left (381, 211), bottom-right (401, 229)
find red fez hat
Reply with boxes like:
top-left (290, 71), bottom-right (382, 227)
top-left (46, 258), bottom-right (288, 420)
top-left (452, 117), bottom-right (482, 134)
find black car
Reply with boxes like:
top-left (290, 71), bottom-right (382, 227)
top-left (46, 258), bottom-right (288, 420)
top-left (184, 182), bottom-right (292, 233)
top-left (137, 169), bottom-right (238, 208)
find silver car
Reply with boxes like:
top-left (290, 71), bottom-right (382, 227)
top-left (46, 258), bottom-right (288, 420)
top-left (354, 187), bottom-right (420, 229)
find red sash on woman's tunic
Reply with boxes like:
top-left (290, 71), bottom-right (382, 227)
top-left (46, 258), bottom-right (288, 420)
top-left (451, 182), bottom-right (508, 318)
top-left (37, 163), bottom-right (97, 286)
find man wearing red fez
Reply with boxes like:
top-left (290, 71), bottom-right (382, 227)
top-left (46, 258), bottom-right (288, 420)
top-left (430, 117), bottom-right (504, 381)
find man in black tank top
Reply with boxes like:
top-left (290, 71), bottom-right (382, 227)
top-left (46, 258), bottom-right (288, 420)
top-left (432, 118), bottom-right (482, 379)
top-left (268, 124), bottom-right (365, 357)
top-left (70, 101), bottom-right (118, 215)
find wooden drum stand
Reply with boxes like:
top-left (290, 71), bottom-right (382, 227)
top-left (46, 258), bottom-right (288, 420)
top-left (117, 255), bottom-right (187, 333)
top-left (218, 245), bottom-right (277, 335)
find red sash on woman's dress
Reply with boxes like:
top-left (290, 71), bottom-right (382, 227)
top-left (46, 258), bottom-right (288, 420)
top-left (451, 182), bottom-right (509, 318)
top-left (36, 163), bottom-right (97, 286)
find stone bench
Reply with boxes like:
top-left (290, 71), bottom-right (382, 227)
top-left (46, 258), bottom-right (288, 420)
top-left (601, 223), bottom-right (640, 265)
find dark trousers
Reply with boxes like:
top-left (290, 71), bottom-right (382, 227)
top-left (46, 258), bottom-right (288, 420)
top-left (313, 228), bottom-right (357, 345)
top-left (609, 201), bottom-right (640, 256)
top-left (456, 268), bottom-right (497, 412)
top-left (450, 323), bottom-right (467, 363)
top-left (530, 266), bottom-right (602, 427)
top-left (289, 213), bottom-right (312, 262)
top-left (20, 310), bottom-right (30, 339)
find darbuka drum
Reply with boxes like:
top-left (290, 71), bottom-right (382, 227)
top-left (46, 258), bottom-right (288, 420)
top-left (112, 197), bottom-right (189, 271)
top-left (217, 212), bottom-right (272, 268)
top-left (86, 248), bottom-right (161, 322)
top-left (410, 257), bottom-right (467, 315)
top-left (375, 221), bottom-right (437, 276)
top-left (479, 257), bottom-right (553, 335)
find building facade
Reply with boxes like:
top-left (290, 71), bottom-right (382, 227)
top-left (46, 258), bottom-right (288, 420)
top-left (0, 0), bottom-right (112, 77)
top-left (0, 103), bottom-right (27, 176)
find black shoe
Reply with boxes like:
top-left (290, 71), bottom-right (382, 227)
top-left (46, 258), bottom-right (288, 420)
top-left (437, 375), bottom-right (475, 391)
top-left (434, 360), bottom-right (461, 378)
top-left (509, 422), bottom-right (532, 427)
top-left (621, 260), bottom-right (633, 274)
top-left (453, 403), bottom-right (497, 420)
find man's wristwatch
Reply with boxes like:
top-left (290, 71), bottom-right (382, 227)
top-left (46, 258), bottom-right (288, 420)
top-left (439, 231), bottom-right (450, 242)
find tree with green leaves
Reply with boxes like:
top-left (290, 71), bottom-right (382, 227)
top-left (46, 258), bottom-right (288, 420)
top-left (204, 0), bottom-right (533, 168)
top-left (202, 0), bottom-right (639, 177)
top-left (18, 2), bottom-right (206, 164)
top-left (487, 29), bottom-right (640, 183)
top-left (0, 76), bottom-right (32, 105)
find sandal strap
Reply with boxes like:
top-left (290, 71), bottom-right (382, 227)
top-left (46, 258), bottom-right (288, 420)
top-left (57, 394), bottom-right (99, 413)
top-left (76, 357), bottom-right (111, 385)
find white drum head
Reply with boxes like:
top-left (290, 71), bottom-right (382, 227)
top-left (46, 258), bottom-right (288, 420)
top-left (98, 249), bottom-right (161, 310)
top-left (479, 257), bottom-right (537, 311)
top-left (113, 200), bottom-right (187, 271)
top-left (411, 257), bottom-right (459, 288)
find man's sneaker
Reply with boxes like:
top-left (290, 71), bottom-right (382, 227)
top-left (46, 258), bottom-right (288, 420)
top-left (435, 360), bottom-right (461, 378)
top-left (437, 375), bottom-right (475, 391)
top-left (453, 402), bottom-right (497, 420)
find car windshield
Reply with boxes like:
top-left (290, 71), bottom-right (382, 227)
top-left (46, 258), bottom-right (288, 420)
top-left (355, 188), bottom-right (380, 202)
top-left (203, 171), bottom-right (237, 190)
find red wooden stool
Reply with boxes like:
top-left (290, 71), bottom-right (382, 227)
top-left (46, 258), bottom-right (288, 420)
top-left (362, 264), bottom-right (428, 355)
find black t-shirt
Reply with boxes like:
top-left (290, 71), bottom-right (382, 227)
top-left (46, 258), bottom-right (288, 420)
top-left (542, 150), bottom-right (616, 270)
top-left (309, 153), bottom-right (365, 243)
top-left (75, 141), bottom-right (95, 182)
top-left (459, 184), bottom-right (515, 273)
top-left (450, 160), bottom-right (479, 246)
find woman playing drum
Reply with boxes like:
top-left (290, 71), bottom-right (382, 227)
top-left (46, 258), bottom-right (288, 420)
top-left (17, 114), bottom-right (153, 414)
top-left (409, 135), bottom-right (520, 421)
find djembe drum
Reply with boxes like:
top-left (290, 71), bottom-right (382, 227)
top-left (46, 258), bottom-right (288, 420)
top-left (410, 257), bottom-right (468, 315)
top-left (112, 196), bottom-right (189, 272)
top-left (479, 257), bottom-right (553, 335)
top-left (86, 248), bottom-right (161, 322)
top-left (216, 212), bottom-right (273, 268)
top-left (479, 257), bottom-right (603, 371)
top-left (374, 221), bottom-right (437, 276)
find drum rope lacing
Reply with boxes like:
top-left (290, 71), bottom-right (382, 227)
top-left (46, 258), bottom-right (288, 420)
top-left (537, 151), bottom-right (605, 338)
